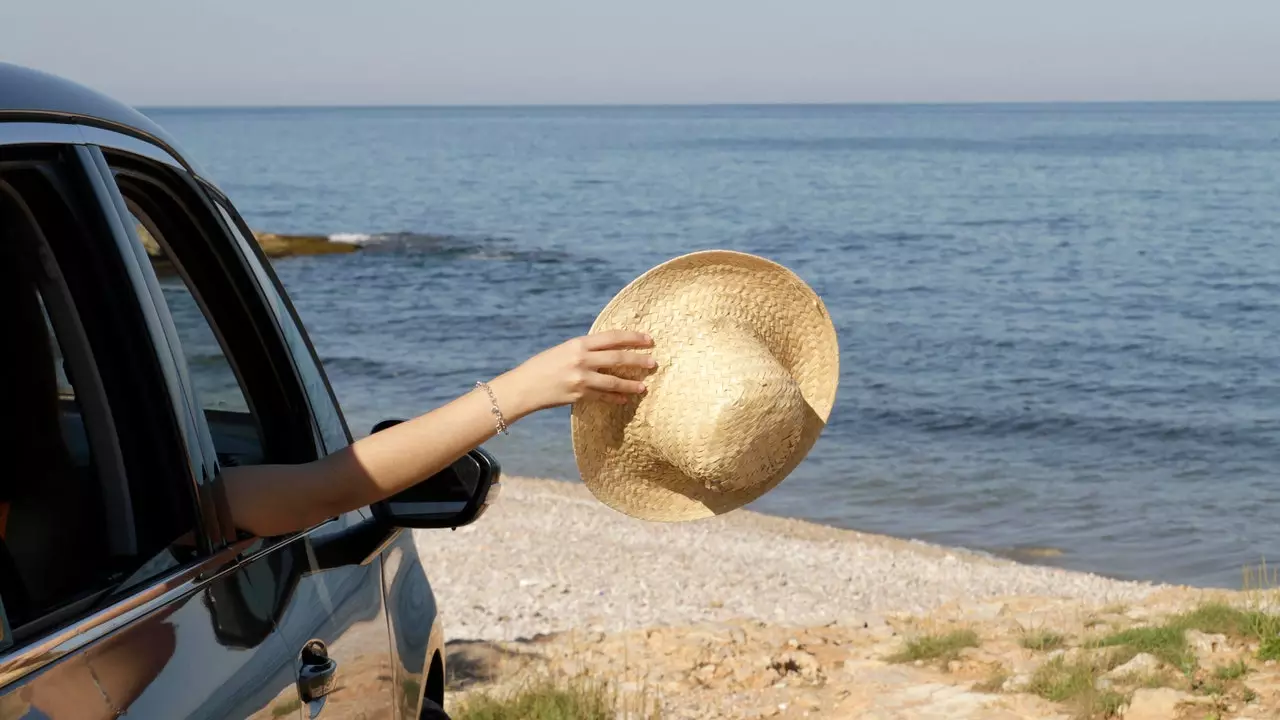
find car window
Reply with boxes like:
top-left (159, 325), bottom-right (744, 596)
top-left (135, 218), bottom-right (251, 414)
top-left (104, 151), bottom-right (324, 475)
top-left (0, 257), bottom-right (108, 627)
top-left (128, 208), bottom-right (263, 466)
top-left (0, 157), bottom-right (199, 643)
top-left (211, 199), bottom-right (351, 455)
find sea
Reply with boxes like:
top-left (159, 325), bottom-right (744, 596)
top-left (142, 103), bottom-right (1280, 589)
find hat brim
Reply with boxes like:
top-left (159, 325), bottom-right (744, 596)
top-left (571, 250), bottom-right (839, 522)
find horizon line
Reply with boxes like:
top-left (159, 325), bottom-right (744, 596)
top-left (136, 98), bottom-right (1280, 111)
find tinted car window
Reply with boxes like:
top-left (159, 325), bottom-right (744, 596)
top-left (0, 156), bottom-right (198, 641)
top-left (128, 208), bottom-right (262, 466)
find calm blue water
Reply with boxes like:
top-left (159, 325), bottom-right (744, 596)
top-left (145, 104), bottom-right (1280, 589)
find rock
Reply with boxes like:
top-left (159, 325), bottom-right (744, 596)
top-left (1125, 607), bottom-right (1153, 621)
top-left (772, 650), bottom-right (822, 682)
top-left (252, 232), bottom-right (359, 258)
top-left (1002, 673), bottom-right (1031, 692)
top-left (1124, 688), bottom-right (1194, 719)
top-left (1186, 629), bottom-right (1228, 655)
top-left (1107, 652), bottom-right (1162, 679)
top-left (691, 663), bottom-right (719, 685)
top-left (138, 221), bottom-right (358, 266)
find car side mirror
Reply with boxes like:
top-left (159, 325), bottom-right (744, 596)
top-left (368, 419), bottom-right (500, 529)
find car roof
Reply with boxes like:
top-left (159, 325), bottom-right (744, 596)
top-left (0, 62), bottom-right (191, 166)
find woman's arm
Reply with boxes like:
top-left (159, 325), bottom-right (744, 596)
top-left (221, 331), bottom-right (655, 537)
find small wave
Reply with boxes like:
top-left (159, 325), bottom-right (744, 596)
top-left (954, 215), bottom-right (1082, 231)
top-left (329, 232), bottom-right (374, 244)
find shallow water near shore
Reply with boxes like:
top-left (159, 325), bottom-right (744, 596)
top-left (146, 103), bottom-right (1280, 589)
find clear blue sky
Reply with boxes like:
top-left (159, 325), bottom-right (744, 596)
top-left (4, 0), bottom-right (1278, 106)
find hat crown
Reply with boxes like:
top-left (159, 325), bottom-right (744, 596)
top-left (640, 318), bottom-right (807, 494)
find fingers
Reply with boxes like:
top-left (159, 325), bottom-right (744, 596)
top-left (582, 330), bottom-right (653, 351)
top-left (586, 371), bottom-right (646, 395)
top-left (585, 349), bottom-right (657, 370)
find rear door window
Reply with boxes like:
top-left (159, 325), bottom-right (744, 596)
top-left (0, 149), bottom-right (200, 643)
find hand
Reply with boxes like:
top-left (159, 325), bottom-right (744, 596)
top-left (491, 330), bottom-right (656, 417)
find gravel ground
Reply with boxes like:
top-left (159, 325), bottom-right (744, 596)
top-left (414, 477), bottom-right (1165, 642)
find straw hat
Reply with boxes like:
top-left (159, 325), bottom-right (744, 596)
top-left (571, 250), bottom-right (839, 522)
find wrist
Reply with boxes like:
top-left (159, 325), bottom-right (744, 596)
top-left (486, 370), bottom-right (536, 423)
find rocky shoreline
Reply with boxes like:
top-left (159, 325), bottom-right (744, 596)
top-left (136, 224), bottom-right (357, 265)
top-left (416, 477), bottom-right (1278, 719)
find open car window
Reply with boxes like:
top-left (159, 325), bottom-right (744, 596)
top-left (101, 150), bottom-right (323, 473)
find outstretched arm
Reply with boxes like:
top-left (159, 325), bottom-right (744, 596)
top-left (220, 331), bottom-right (655, 537)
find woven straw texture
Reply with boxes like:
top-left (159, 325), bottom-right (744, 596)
top-left (571, 250), bottom-right (840, 521)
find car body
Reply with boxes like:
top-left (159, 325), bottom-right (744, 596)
top-left (0, 62), bottom-right (493, 718)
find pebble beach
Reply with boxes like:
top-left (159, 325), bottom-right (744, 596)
top-left (414, 476), bottom-right (1163, 642)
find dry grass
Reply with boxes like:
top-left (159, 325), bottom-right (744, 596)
top-left (1025, 656), bottom-right (1127, 720)
top-left (451, 677), bottom-right (660, 720)
top-left (1019, 628), bottom-right (1067, 652)
top-left (888, 628), bottom-right (980, 666)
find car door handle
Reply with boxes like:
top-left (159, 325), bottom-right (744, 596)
top-left (298, 639), bottom-right (338, 707)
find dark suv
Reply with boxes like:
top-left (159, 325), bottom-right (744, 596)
top-left (0, 63), bottom-right (497, 718)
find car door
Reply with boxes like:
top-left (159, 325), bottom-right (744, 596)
top-left (0, 137), bottom-right (302, 718)
top-left (202, 191), bottom-right (404, 719)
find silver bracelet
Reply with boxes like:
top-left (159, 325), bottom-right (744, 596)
top-left (476, 381), bottom-right (509, 435)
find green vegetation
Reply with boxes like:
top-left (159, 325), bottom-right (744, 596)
top-left (1026, 656), bottom-right (1097, 702)
top-left (452, 678), bottom-right (660, 720)
top-left (1212, 659), bottom-right (1250, 681)
top-left (271, 698), bottom-right (302, 717)
top-left (1025, 656), bottom-right (1127, 720)
top-left (1242, 560), bottom-right (1280, 660)
top-left (888, 628), bottom-right (980, 666)
top-left (1198, 679), bottom-right (1226, 697)
top-left (1087, 598), bottom-right (1280, 674)
top-left (1259, 636), bottom-right (1280, 661)
top-left (1091, 625), bottom-right (1194, 673)
top-left (1019, 628), bottom-right (1067, 652)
